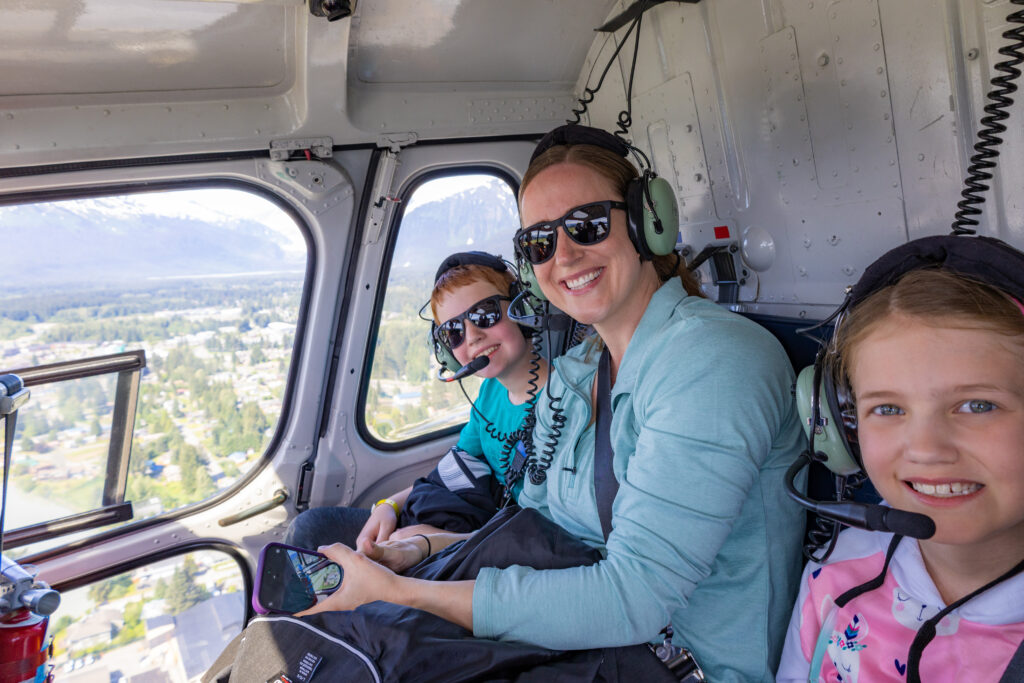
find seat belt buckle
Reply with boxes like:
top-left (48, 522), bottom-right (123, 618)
top-left (652, 626), bottom-right (706, 682)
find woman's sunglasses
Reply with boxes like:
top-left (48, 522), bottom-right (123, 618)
top-left (434, 294), bottom-right (510, 350)
top-left (513, 200), bottom-right (627, 265)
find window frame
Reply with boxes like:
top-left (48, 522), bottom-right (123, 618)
top-left (2, 177), bottom-right (317, 561)
top-left (356, 164), bottom-right (521, 451)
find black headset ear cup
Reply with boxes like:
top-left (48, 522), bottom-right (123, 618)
top-left (625, 173), bottom-right (680, 261)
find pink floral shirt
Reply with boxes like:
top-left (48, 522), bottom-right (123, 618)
top-left (776, 527), bottom-right (1024, 682)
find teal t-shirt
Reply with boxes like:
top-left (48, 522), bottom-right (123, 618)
top-left (456, 377), bottom-right (535, 500)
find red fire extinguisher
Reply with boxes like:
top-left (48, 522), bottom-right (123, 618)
top-left (0, 607), bottom-right (52, 683)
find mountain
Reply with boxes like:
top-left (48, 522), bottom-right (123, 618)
top-left (0, 180), bottom-right (520, 290)
top-left (391, 180), bottom-right (521, 277)
top-left (1, 194), bottom-right (304, 289)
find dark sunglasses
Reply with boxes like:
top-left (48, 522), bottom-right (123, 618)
top-left (434, 294), bottom-right (510, 350)
top-left (513, 200), bottom-right (627, 265)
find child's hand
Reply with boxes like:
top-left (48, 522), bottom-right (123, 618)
top-left (389, 523), bottom-right (445, 541)
top-left (356, 503), bottom-right (399, 546)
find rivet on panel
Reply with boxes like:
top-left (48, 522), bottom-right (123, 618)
top-left (818, 53), bottom-right (830, 67)
top-left (798, 267), bottom-right (808, 277)
top-left (918, 153), bottom-right (925, 161)
top-left (843, 266), bottom-right (856, 276)
top-left (967, 48), bottom-right (980, 60)
top-left (874, 44), bottom-right (880, 51)
top-left (881, 90), bottom-right (888, 98)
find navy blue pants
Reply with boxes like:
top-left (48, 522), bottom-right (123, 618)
top-left (283, 505), bottom-right (371, 551)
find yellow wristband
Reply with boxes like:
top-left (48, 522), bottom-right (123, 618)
top-left (373, 498), bottom-right (400, 516)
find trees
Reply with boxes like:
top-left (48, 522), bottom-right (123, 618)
top-left (166, 556), bottom-right (211, 615)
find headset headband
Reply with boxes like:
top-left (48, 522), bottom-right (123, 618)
top-left (849, 235), bottom-right (1024, 309)
top-left (434, 251), bottom-right (509, 284)
top-left (529, 124), bottom-right (631, 164)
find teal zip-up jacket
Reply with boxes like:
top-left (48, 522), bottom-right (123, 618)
top-left (472, 279), bottom-right (806, 682)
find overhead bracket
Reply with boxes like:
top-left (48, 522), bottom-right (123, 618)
top-left (597, 0), bottom-right (701, 33)
top-left (269, 137), bottom-right (334, 161)
top-left (309, 0), bottom-right (354, 22)
top-left (376, 132), bottom-right (419, 153)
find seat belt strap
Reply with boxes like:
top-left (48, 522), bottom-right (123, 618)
top-left (594, 348), bottom-right (617, 541)
top-left (999, 639), bottom-right (1024, 683)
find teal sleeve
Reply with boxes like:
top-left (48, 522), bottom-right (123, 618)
top-left (456, 401), bottom-right (484, 457)
top-left (474, 318), bottom-right (794, 654)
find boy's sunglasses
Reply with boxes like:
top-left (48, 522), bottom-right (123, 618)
top-left (434, 295), bottom-right (510, 350)
top-left (513, 200), bottom-right (627, 265)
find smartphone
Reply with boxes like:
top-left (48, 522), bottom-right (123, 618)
top-left (253, 542), bottom-right (342, 614)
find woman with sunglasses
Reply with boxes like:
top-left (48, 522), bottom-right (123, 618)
top-left (285, 252), bottom-right (546, 551)
top-left (301, 126), bottom-right (805, 682)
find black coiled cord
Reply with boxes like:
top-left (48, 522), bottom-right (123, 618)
top-left (498, 340), bottom-right (543, 482)
top-left (527, 322), bottom-right (573, 485)
top-left (614, 10), bottom-right (644, 139)
top-left (567, 9), bottom-right (644, 128)
top-left (804, 468), bottom-right (868, 563)
top-left (952, 0), bottom-right (1024, 235)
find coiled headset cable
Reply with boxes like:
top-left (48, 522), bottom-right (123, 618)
top-left (527, 318), bottom-right (571, 485)
top-left (952, 0), bottom-right (1024, 235)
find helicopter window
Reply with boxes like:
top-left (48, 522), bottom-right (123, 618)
top-left (0, 187), bottom-right (307, 552)
top-left (45, 549), bottom-right (247, 683)
top-left (363, 172), bottom-right (520, 444)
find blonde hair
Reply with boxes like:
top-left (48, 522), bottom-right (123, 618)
top-left (832, 268), bottom-right (1024, 386)
top-left (429, 264), bottom-right (515, 324)
top-left (520, 144), bottom-right (703, 298)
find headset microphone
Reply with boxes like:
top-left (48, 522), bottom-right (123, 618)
top-left (438, 355), bottom-right (490, 383)
top-left (785, 455), bottom-right (935, 540)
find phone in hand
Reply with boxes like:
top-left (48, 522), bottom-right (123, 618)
top-left (253, 542), bottom-right (342, 614)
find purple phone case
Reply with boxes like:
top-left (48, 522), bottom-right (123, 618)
top-left (252, 542), bottom-right (327, 615)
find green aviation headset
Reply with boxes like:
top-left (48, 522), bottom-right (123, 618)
top-left (514, 124), bottom-right (680, 300)
top-left (429, 251), bottom-right (526, 376)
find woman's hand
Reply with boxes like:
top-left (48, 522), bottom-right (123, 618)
top-left (294, 543), bottom-right (402, 616)
top-left (356, 503), bottom-right (399, 546)
top-left (388, 523), bottom-right (445, 541)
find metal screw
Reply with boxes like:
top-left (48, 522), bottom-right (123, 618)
top-left (967, 48), bottom-right (980, 60)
